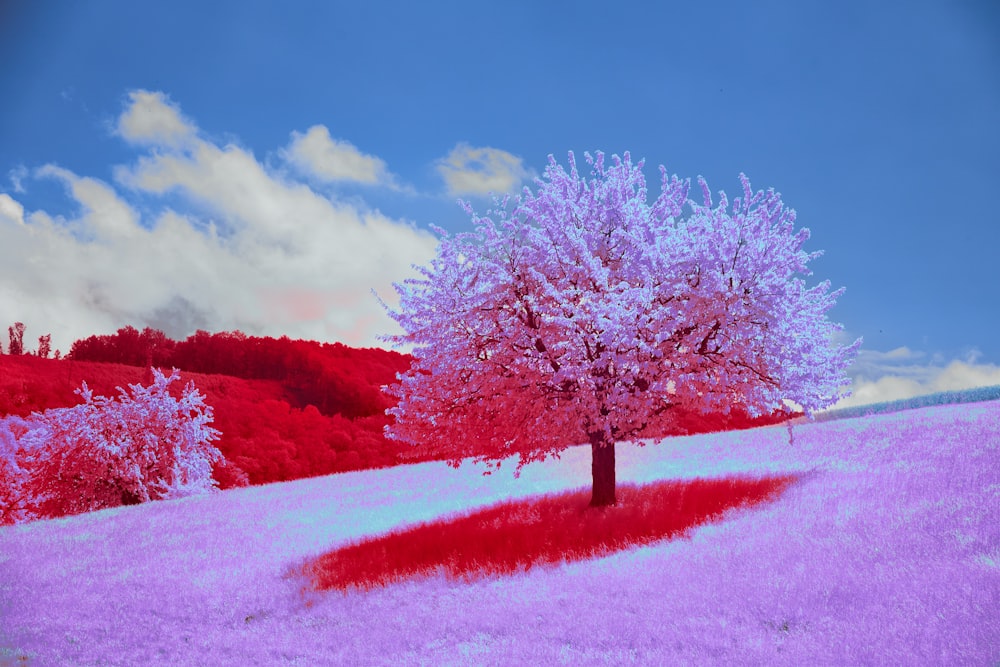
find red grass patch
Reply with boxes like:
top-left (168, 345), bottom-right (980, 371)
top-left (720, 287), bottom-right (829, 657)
top-left (307, 474), bottom-right (797, 592)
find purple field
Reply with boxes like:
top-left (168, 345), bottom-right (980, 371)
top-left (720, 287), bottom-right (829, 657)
top-left (1, 398), bottom-right (998, 665)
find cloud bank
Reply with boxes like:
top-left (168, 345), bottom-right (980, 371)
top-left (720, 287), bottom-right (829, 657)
top-left (0, 90), bottom-right (437, 353)
top-left (829, 346), bottom-right (1000, 409)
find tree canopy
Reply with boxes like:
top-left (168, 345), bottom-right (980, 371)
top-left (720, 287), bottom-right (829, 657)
top-left (383, 151), bottom-right (861, 504)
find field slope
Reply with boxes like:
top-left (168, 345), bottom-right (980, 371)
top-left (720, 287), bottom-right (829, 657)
top-left (1, 399), bottom-right (997, 665)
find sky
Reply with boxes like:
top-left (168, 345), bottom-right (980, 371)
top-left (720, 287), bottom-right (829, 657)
top-left (1, 0), bottom-right (998, 408)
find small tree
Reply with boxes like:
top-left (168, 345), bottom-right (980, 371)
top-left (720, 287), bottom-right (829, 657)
top-left (7, 322), bottom-right (25, 356)
top-left (383, 151), bottom-right (861, 506)
top-left (25, 368), bottom-right (223, 518)
top-left (37, 334), bottom-right (52, 359)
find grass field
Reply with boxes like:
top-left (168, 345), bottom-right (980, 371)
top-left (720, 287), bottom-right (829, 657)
top-left (1, 395), bottom-right (997, 665)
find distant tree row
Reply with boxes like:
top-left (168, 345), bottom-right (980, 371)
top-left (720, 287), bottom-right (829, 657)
top-left (0, 352), bottom-right (420, 488)
top-left (67, 327), bottom-right (411, 419)
top-left (1, 322), bottom-right (59, 359)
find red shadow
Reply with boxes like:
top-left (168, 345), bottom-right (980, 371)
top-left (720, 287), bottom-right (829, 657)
top-left (306, 474), bottom-right (797, 592)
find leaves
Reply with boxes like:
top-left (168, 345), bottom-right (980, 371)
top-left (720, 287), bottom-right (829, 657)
top-left (0, 368), bottom-right (223, 523)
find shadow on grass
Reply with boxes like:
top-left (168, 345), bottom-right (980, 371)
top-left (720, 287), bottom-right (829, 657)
top-left (305, 474), bottom-right (797, 593)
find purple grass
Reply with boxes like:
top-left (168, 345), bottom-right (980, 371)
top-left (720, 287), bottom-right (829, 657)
top-left (1, 399), bottom-right (997, 665)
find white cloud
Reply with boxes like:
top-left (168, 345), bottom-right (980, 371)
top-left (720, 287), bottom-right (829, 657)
top-left (826, 347), bottom-right (1000, 410)
top-left (0, 90), bottom-right (438, 354)
top-left (8, 166), bottom-right (28, 193)
top-left (0, 193), bottom-right (25, 226)
top-left (436, 143), bottom-right (531, 197)
top-left (36, 165), bottom-right (140, 241)
top-left (116, 90), bottom-right (196, 148)
top-left (282, 125), bottom-right (393, 186)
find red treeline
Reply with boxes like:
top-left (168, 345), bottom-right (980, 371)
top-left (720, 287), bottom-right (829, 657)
top-left (2, 343), bottom-right (428, 488)
top-left (68, 327), bottom-right (404, 419)
top-left (2, 326), bottom-right (796, 490)
top-left (63, 327), bottom-right (432, 482)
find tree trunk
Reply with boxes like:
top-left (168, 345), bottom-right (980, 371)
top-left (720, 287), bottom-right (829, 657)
top-left (590, 434), bottom-right (616, 507)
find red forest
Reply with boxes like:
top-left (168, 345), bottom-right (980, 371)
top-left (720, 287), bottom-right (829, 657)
top-left (2, 324), bottom-right (797, 491)
top-left (2, 326), bottom-right (438, 488)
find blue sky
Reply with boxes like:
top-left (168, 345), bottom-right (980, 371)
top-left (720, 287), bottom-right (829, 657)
top-left (1, 1), bottom-right (998, 407)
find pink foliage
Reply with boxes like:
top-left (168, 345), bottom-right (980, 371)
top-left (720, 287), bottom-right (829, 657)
top-left (0, 416), bottom-right (33, 524)
top-left (383, 151), bottom-right (862, 471)
top-left (0, 368), bottom-right (222, 523)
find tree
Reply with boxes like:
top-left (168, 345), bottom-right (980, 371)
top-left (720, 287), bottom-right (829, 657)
top-left (7, 322), bottom-right (25, 356)
top-left (24, 368), bottom-right (223, 518)
top-left (37, 334), bottom-right (52, 359)
top-left (382, 151), bottom-right (861, 506)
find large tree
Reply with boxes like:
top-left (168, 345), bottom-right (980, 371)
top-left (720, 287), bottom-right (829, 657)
top-left (383, 151), bottom-right (861, 506)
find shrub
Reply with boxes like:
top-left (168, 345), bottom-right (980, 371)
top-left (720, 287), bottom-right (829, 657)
top-left (4, 369), bottom-right (223, 522)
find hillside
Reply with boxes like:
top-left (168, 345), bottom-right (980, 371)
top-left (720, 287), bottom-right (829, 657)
top-left (0, 324), bottom-right (807, 530)
top-left (1, 396), bottom-right (995, 664)
top-left (0, 352), bottom-right (438, 489)
top-left (2, 326), bottom-right (799, 495)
